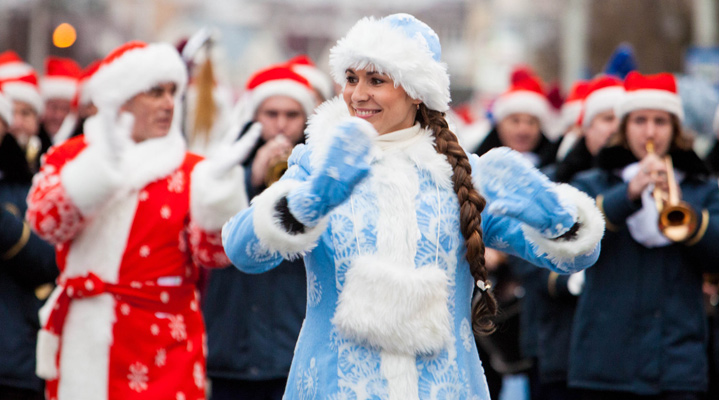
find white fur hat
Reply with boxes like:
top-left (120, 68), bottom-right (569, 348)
top-left (329, 13), bottom-right (451, 112)
top-left (86, 41), bottom-right (187, 109)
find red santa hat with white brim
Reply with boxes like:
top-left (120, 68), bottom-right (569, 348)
top-left (288, 55), bottom-right (334, 102)
top-left (0, 91), bottom-right (11, 126)
top-left (614, 71), bottom-right (684, 122)
top-left (492, 67), bottom-right (551, 129)
top-left (86, 41), bottom-right (187, 109)
top-left (329, 13), bottom-right (451, 112)
top-left (239, 64), bottom-right (316, 123)
top-left (580, 75), bottom-right (624, 129)
top-left (0, 51), bottom-right (44, 114)
top-left (40, 56), bottom-right (82, 101)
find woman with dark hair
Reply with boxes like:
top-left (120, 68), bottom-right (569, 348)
top-left (568, 72), bottom-right (719, 400)
top-left (222, 13), bottom-right (604, 399)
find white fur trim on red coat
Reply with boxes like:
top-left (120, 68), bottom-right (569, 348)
top-left (522, 183), bottom-right (605, 264)
top-left (190, 161), bottom-right (248, 231)
top-left (251, 178), bottom-right (328, 260)
top-left (60, 146), bottom-right (123, 216)
top-left (332, 255), bottom-right (452, 355)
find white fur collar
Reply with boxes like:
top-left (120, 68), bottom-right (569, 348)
top-left (306, 97), bottom-right (453, 190)
top-left (85, 126), bottom-right (186, 190)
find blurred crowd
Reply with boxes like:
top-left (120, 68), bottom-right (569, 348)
top-left (1, 26), bottom-right (719, 400)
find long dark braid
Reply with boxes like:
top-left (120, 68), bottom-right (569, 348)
top-left (416, 104), bottom-right (498, 335)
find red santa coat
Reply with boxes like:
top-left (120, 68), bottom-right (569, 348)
top-left (26, 128), bottom-right (243, 400)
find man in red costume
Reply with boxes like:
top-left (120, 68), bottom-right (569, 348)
top-left (26, 41), bottom-right (251, 400)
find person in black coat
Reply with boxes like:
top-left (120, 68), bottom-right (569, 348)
top-left (568, 72), bottom-right (719, 400)
top-left (202, 64), bottom-right (317, 400)
top-left (0, 97), bottom-right (58, 400)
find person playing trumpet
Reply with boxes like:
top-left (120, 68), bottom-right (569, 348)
top-left (568, 71), bottom-right (719, 400)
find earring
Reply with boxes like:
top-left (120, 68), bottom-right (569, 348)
top-left (416, 104), bottom-right (420, 110)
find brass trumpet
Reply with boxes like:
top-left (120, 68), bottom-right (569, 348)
top-left (265, 154), bottom-right (289, 187)
top-left (645, 141), bottom-right (697, 242)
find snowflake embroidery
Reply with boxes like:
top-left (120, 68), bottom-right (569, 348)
top-left (296, 357), bottom-right (318, 400)
top-left (167, 170), bottom-right (185, 193)
top-left (139, 245), bottom-right (150, 257)
top-left (488, 237), bottom-right (509, 250)
top-left (127, 362), bottom-right (149, 392)
top-left (161, 205), bottom-right (172, 219)
top-left (120, 303), bottom-right (131, 316)
top-left (155, 348), bottom-right (166, 367)
top-left (193, 362), bottom-right (205, 389)
top-left (139, 191), bottom-right (149, 201)
top-left (176, 392), bottom-right (186, 400)
top-left (307, 271), bottom-right (322, 308)
top-left (151, 324), bottom-right (160, 336)
top-left (186, 340), bottom-right (193, 352)
top-left (168, 315), bottom-right (187, 341)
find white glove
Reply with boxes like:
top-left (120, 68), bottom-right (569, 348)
top-left (85, 108), bottom-right (135, 163)
top-left (205, 122), bottom-right (262, 178)
top-left (567, 270), bottom-right (585, 296)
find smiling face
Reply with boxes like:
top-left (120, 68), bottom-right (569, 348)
top-left (342, 68), bottom-right (420, 135)
top-left (120, 82), bottom-right (176, 142)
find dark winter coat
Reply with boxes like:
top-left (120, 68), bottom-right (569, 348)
top-left (568, 145), bottom-right (719, 394)
top-left (202, 124), bottom-right (306, 381)
top-left (0, 134), bottom-right (58, 393)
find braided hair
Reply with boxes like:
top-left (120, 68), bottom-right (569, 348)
top-left (415, 104), bottom-right (498, 335)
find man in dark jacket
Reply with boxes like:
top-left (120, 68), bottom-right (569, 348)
top-left (202, 63), bottom-right (317, 400)
top-left (0, 91), bottom-right (58, 400)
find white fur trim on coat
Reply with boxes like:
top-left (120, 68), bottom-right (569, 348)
top-left (522, 183), bottom-right (605, 265)
top-left (332, 256), bottom-right (452, 356)
top-left (252, 178), bottom-right (328, 259)
top-left (60, 146), bottom-right (123, 216)
top-left (190, 161), bottom-right (248, 231)
top-left (329, 16), bottom-right (451, 112)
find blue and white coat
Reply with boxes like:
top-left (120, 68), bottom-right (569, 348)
top-left (222, 98), bottom-right (604, 400)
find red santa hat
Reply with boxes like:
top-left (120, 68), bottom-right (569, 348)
top-left (329, 13), bottom-right (451, 112)
top-left (492, 66), bottom-right (551, 129)
top-left (244, 64), bottom-right (316, 119)
top-left (40, 56), bottom-right (82, 101)
top-left (0, 71), bottom-right (44, 115)
top-left (558, 80), bottom-right (589, 132)
top-left (0, 51), bottom-right (43, 114)
top-left (86, 40), bottom-right (187, 109)
top-left (0, 50), bottom-right (34, 79)
top-left (0, 91), bottom-right (11, 126)
top-left (287, 55), bottom-right (335, 101)
top-left (615, 71), bottom-right (683, 122)
top-left (580, 75), bottom-right (624, 128)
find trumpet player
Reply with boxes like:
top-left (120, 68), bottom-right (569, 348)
top-left (567, 71), bottom-right (719, 400)
top-left (202, 63), bottom-right (316, 400)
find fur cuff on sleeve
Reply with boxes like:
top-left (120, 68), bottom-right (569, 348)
top-left (252, 179), bottom-right (328, 259)
top-left (60, 146), bottom-right (122, 216)
top-left (191, 161), bottom-right (249, 231)
top-left (522, 183), bottom-right (605, 266)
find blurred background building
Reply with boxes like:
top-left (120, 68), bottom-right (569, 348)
top-left (1, 0), bottom-right (717, 130)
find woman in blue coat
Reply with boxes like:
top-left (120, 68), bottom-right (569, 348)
top-left (222, 14), bottom-right (605, 400)
top-left (568, 72), bottom-right (719, 400)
